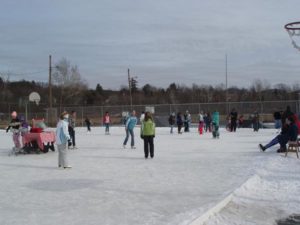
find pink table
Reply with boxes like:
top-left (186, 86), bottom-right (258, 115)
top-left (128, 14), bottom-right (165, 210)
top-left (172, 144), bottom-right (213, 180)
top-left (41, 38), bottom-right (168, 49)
top-left (22, 131), bottom-right (56, 150)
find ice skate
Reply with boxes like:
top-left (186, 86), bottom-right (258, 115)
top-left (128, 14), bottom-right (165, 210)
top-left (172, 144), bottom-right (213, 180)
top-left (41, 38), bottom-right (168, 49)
top-left (259, 144), bottom-right (266, 152)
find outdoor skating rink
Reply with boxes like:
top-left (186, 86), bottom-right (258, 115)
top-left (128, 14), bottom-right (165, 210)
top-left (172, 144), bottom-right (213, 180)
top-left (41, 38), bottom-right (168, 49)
top-left (1, 127), bottom-right (299, 225)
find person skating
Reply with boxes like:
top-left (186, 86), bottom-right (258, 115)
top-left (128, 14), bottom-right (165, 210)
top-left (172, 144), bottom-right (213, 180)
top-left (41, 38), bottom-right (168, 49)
top-left (141, 112), bottom-right (156, 159)
top-left (168, 112), bottom-right (176, 134)
top-left (184, 110), bottom-right (191, 132)
top-left (252, 110), bottom-right (260, 132)
top-left (273, 110), bottom-right (282, 131)
top-left (176, 112), bottom-right (183, 134)
top-left (6, 111), bottom-right (21, 151)
top-left (212, 110), bottom-right (220, 139)
top-left (103, 111), bottom-right (110, 135)
top-left (198, 111), bottom-right (204, 135)
top-left (85, 117), bottom-right (91, 132)
top-left (140, 111), bottom-right (145, 124)
top-left (204, 112), bottom-right (212, 132)
top-left (56, 111), bottom-right (72, 169)
top-left (230, 108), bottom-right (238, 132)
top-left (68, 110), bottom-right (77, 149)
top-left (123, 110), bottom-right (137, 149)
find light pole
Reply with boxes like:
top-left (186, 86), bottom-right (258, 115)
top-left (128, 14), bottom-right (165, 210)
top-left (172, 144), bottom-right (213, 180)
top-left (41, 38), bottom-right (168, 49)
top-left (128, 68), bottom-right (132, 110)
top-left (48, 55), bottom-right (53, 126)
top-left (225, 54), bottom-right (228, 115)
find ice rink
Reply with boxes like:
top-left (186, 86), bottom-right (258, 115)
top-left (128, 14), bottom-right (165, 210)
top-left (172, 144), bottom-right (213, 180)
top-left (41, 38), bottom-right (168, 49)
top-left (0, 127), bottom-right (299, 225)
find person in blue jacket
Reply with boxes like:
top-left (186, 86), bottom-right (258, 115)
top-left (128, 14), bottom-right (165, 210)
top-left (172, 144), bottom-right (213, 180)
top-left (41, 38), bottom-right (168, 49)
top-left (123, 110), bottom-right (138, 149)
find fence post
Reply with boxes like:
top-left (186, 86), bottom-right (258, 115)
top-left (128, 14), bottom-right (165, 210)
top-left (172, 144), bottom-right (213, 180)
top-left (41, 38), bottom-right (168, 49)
top-left (81, 107), bottom-right (84, 127)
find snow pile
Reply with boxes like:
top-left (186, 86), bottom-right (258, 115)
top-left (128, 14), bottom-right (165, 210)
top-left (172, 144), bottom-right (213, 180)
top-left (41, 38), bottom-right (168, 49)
top-left (203, 156), bottom-right (300, 225)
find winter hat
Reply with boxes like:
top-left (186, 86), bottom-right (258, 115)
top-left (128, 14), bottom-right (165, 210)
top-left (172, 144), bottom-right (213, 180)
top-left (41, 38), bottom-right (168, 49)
top-left (11, 111), bottom-right (17, 118)
top-left (60, 111), bottom-right (69, 120)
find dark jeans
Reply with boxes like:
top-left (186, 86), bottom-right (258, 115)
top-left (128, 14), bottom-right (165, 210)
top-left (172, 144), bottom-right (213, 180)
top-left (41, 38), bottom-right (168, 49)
top-left (231, 121), bottom-right (237, 132)
top-left (86, 124), bottom-right (91, 131)
top-left (105, 123), bottom-right (109, 133)
top-left (177, 125), bottom-right (182, 133)
top-left (265, 134), bottom-right (288, 150)
top-left (144, 136), bottom-right (154, 158)
top-left (253, 122), bottom-right (259, 131)
top-left (123, 129), bottom-right (134, 146)
top-left (68, 127), bottom-right (75, 147)
top-left (212, 124), bottom-right (219, 138)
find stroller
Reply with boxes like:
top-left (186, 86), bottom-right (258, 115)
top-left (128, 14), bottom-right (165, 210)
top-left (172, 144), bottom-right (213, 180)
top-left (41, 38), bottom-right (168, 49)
top-left (22, 118), bottom-right (55, 154)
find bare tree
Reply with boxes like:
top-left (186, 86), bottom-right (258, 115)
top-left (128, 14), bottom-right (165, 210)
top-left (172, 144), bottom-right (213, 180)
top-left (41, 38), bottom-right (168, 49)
top-left (52, 58), bottom-right (87, 109)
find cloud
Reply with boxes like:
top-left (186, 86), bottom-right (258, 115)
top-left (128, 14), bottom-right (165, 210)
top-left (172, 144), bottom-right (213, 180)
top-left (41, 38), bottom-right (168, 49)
top-left (0, 0), bottom-right (299, 89)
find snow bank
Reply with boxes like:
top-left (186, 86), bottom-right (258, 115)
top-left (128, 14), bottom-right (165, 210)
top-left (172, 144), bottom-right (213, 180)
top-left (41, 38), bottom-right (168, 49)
top-left (200, 155), bottom-right (300, 225)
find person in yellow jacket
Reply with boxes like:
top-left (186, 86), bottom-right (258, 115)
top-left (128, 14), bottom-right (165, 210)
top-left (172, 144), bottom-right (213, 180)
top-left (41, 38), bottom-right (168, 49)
top-left (140, 112), bottom-right (156, 159)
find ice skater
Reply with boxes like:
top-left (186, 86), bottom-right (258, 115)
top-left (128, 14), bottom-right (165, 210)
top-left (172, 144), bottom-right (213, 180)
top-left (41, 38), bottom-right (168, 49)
top-left (198, 111), bottom-right (204, 135)
top-left (56, 111), bottom-right (72, 169)
top-left (252, 110), bottom-right (260, 132)
top-left (230, 108), bottom-right (238, 132)
top-left (103, 111), bottom-right (110, 134)
top-left (123, 110), bottom-right (137, 149)
top-left (141, 112), bottom-right (156, 159)
top-left (6, 111), bottom-right (22, 153)
top-left (168, 112), bottom-right (176, 134)
top-left (204, 112), bottom-right (212, 132)
top-left (177, 112), bottom-right (183, 134)
top-left (212, 110), bottom-right (220, 139)
top-left (68, 110), bottom-right (77, 149)
top-left (184, 110), bottom-right (191, 132)
top-left (85, 117), bottom-right (91, 132)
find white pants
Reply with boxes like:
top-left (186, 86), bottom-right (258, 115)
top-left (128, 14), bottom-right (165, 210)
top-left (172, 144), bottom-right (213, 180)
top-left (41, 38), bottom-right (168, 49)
top-left (57, 143), bottom-right (68, 167)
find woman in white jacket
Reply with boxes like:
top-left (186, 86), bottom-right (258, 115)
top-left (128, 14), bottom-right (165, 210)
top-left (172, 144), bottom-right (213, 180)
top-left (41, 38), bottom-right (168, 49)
top-left (56, 111), bottom-right (71, 169)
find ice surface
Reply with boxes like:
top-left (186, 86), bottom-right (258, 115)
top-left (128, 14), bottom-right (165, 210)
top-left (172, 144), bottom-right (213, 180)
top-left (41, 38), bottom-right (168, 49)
top-left (0, 127), bottom-right (299, 225)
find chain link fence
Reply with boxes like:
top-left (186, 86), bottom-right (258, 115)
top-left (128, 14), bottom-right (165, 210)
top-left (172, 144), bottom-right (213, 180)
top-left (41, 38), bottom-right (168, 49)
top-left (1, 100), bottom-right (299, 128)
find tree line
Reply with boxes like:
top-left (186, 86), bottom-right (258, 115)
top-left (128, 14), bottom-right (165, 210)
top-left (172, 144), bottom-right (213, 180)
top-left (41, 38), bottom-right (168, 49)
top-left (0, 58), bottom-right (299, 114)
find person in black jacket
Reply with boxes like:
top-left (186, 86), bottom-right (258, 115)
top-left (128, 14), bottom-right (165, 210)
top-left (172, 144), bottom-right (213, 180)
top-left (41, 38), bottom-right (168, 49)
top-left (230, 108), bottom-right (238, 132)
top-left (259, 116), bottom-right (298, 152)
top-left (273, 110), bottom-right (282, 130)
top-left (85, 117), bottom-right (91, 132)
top-left (176, 112), bottom-right (183, 134)
top-left (281, 106), bottom-right (293, 126)
top-left (6, 111), bottom-right (21, 149)
top-left (168, 112), bottom-right (176, 134)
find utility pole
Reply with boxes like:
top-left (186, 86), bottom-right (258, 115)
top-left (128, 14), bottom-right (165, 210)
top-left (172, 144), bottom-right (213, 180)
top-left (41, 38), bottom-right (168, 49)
top-left (225, 54), bottom-right (228, 115)
top-left (49, 55), bottom-right (53, 126)
top-left (128, 68), bottom-right (132, 110)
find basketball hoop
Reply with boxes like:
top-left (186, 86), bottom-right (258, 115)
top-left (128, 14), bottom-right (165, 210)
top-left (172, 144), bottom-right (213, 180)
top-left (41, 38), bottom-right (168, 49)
top-left (29, 92), bottom-right (41, 106)
top-left (285, 21), bottom-right (300, 51)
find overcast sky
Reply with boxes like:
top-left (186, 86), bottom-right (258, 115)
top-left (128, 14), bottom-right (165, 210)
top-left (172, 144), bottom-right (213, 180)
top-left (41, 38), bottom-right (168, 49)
top-left (0, 0), bottom-right (299, 89)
